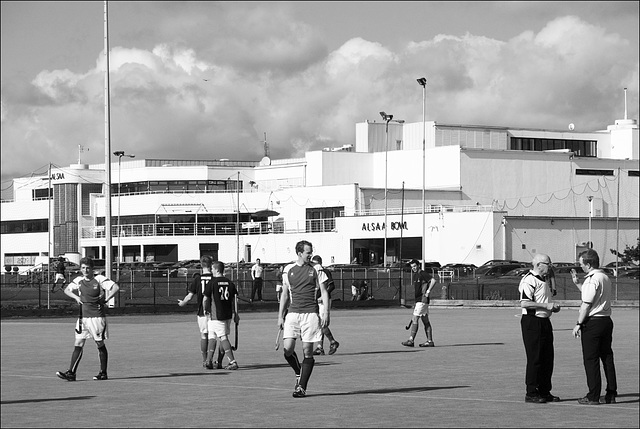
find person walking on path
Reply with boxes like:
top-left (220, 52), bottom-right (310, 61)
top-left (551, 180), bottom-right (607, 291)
top-left (277, 240), bottom-right (331, 398)
top-left (56, 257), bottom-right (119, 381)
top-left (250, 258), bottom-right (264, 302)
top-left (311, 255), bottom-right (340, 356)
top-left (402, 259), bottom-right (436, 347)
top-left (518, 253), bottom-right (561, 404)
top-left (571, 249), bottom-right (618, 405)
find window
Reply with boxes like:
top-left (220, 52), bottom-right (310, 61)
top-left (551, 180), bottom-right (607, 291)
top-left (32, 188), bottom-right (52, 200)
top-left (305, 207), bottom-right (344, 233)
top-left (510, 137), bottom-right (597, 156)
top-left (1, 219), bottom-right (48, 234)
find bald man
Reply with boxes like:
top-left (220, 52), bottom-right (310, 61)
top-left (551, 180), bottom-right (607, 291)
top-left (518, 254), bottom-right (561, 404)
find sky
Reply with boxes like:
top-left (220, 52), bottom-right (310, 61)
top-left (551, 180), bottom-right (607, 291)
top-left (1, 1), bottom-right (639, 198)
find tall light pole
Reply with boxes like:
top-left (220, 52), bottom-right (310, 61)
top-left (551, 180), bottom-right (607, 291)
top-left (587, 195), bottom-right (593, 248)
top-left (113, 151), bottom-right (135, 281)
top-left (380, 111), bottom-right (404, 267)
top-left (417, 77), bottom-right (427, 270)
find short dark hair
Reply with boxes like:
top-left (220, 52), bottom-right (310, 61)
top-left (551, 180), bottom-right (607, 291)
top-left (579, 249), bottom-right (600, 268)
top-left (79, 257), bottom-right (95, 268)
top-left (212, 260), bottom-right (225, 273)
top-left (311, 255), bottom-right (323, 264)
top-left (295, 240), bottom-right (313, 255)
top-left (410, 259), bottom-right (420, 266)
top-left (200, 255), bottom-right (213, 268)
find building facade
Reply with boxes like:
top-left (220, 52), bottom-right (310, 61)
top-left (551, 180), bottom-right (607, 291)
top-left (2, 115), bottom-right (638, 272)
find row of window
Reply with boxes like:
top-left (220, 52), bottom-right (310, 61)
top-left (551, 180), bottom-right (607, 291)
top-left (111, 180), bottom-right (242, 195)
top-left (509, 138), bottom-right (597, 156)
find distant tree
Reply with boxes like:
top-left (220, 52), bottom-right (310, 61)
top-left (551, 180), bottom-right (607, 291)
top-left (610, 238), bottom-right (640, 265)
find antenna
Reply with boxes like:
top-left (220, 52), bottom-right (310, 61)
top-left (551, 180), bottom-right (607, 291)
top-left (78, 144), bottom-right (88, 164)
top-left (624, 87), bottom-right (628, 120)
top-left (262, 132), bottom-right (270, 158)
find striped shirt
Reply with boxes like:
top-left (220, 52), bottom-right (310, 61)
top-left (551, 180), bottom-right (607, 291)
top-left (284, 262), bottom-right (319, 313)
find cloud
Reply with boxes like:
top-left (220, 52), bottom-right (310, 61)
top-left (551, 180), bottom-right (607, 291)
top-left (1, 13), bottom-right (638, 192)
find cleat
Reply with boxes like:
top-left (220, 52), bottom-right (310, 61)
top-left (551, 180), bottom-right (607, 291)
top-left (524, 394), bottom-right (547, 403)
top-left (401, 340), bottom-right (414, 347)
top-left (215, 360), bottom-right (223, 369)
top-left (93, 371), bottom-right (108, 381)
top-left (205, 361), bottom-right (214, 370)
top-left (601, 393), bottom-right (616, 404)
top-left (292, 385), bottom-right (306, 398)
top-left (541, 393), bottom-right (560, 402)
top-left (203, 361), bottom-right (207, 368)
top-left (224, 361), bottom-right (238, 370)
top-left (419, 341), bottom-right (435, 347)
top-left (578, 396), bottom-right (600, 405)
top-left (313, 347), bottom-right (325, 355)
top-left (328, 341), bottom-right (340, 355)
top-left (56, 370), bottom-right (76, 381)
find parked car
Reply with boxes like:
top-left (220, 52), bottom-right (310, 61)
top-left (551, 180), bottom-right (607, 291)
top-left (475, 263), bottom-right (524, 278)
top-left (502, 267), bottom-right (530, 278)
top-left (477, 259), bottom-right (522, 269)
top-left (440, 263), bottom-right (477, 277)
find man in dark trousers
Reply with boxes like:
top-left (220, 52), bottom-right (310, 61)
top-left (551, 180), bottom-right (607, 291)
top-left (518, 253), bottom-right (561, 404)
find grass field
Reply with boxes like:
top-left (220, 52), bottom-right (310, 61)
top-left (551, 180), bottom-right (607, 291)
top-left (1, 306), bottom-right (638, 428)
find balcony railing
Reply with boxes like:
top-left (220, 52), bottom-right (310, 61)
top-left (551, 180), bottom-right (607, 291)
top-left (81, 219), bottom-right (335, 239)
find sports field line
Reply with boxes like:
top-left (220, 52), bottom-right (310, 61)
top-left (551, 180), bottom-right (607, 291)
top-left (3, 373), bottom-right (637, 412)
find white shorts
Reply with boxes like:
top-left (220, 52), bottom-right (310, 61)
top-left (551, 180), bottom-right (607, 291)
top-left (283, 312), bottom-right (322, 343)
top-left (413, 302), bottom-right (429, 317)
top-left (197, 315), bottom-right (209, 335)
top-left (276, 284), bottom-right (283, 292)
top-left (55, 273), bottom-right (66, 283)
top-left (207, 318), bottom-right (231, 339)
top-left (75, 316), bottom-right (109, 341)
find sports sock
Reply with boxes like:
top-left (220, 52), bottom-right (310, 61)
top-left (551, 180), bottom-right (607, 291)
top-left (69, 346), bottom-right (83, 373)
top-left (200, 338), bottom-right (208, 362)
top-left (410, 324), bottom-right (418, 341)
top-left (97, 345), bottom-right (108, 373)
top-left (285, 351), bottom-right (301, 375)
top-left (217, 343), bottom-right (225, 364)
top-left (299, 357), bottom-right (315, 390)
top-left (206, 338), bottom-right (216, 363)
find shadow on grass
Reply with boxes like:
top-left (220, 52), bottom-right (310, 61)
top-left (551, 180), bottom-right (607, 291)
top-left (113, 362), bottom-right (333, 380)
top-left (312, 385), bottom-right (469, 397)
top-left (2, 396), bottom-right (96, 405)
top-left (340, 343), bottom-right (504, 356)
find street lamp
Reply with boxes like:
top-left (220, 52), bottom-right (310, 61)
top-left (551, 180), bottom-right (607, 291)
top-left (587, 195), bottom-right (593, 248)
top-left (417, 77), bottom-right (427, 270)
top-left (380, 111), bottom-right (405, 267)
top-left (113, 151), bottom-right (135, 281)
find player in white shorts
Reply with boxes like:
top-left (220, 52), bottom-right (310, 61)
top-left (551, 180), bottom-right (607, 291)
top-left (56, 257), bottom-right (119, 381)
top-left (402, 259), bottom-right (437, 348)
top-left (277, 240), bottom-right (331, 398)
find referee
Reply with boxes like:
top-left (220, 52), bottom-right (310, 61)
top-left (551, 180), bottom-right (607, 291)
top-left (518, 253), bottom-right (561, 404)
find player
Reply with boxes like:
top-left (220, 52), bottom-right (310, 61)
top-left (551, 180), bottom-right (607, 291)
top-left (311, 255), bottom-right (340, 355)
top-left (277, 240), bottom-right (330, 398)
top-left (178, 255), bottom-right (221, 369)
top-left (402, 259), bottom-right (437, 347)
top-left (202, 260), bottom-right (240, 370)
top-left (51, 256), bottom-right (66, 292)
top-left (56, 257), bottom-right (119, 381)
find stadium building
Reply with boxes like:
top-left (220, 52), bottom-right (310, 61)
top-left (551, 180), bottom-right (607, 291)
top-left (1, 114), bottom-right (638, 272)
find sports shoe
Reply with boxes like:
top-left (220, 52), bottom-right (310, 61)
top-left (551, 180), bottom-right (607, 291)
top-left (93, 371), bottom-right (108, 381)
top-left (328, 341), bottom-right (340, 355)
top-left (313, 347), bottom-right (325, 355)
top-left (215, 361), bottom-right (223, 369)
top-left (601, 392), bottom-right (617, 404)
top-left (56, 370), bottom-right (76, 381)
top-left (224, 361), bottom-right (238, 370)
top-left (205, 361), bottom-right (214, 370)
top-left (292, 385), bottom-right (306, 398)
top-left (541, 393), bottom-right (560, 402)
top-left (419, 341), bottom-right (435, 347)
top-left (578, 396), bottom-right (599, 405)
top-left (524, 394), bottom-right (547, 403)
top-left (401, 340), bottom-right (414, 347)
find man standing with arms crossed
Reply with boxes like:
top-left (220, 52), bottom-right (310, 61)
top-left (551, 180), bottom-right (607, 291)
top-left (518, 253), bottom-right (561, 404)
top-left (277, 240), bottom-right (330, 398)
top-left (571, 249), bottom-right (618, 405)
top-left (250, 258), bottom-right (264, 302)
top-left (402, 259), bottom-right (437, 347)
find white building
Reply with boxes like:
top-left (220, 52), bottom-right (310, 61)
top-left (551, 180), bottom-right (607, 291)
top-left (1, 115), bottom-right (638, 272)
